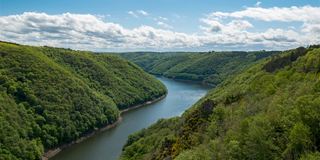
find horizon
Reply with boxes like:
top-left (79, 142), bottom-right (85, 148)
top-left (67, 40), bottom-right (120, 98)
top-left (1, 0), bottom-right (319, 52)
top-left (0, 40), bottom-right (289, 53)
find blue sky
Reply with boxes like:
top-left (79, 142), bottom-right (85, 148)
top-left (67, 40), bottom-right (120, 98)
top-left (0, 0), bottom-right (319, 51)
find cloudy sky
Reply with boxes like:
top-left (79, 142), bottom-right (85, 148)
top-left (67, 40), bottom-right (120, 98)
top-left (0, 0), bottom-right (319, 51)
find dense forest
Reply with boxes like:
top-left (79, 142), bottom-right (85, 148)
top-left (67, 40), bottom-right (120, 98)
top-left (0, 41), bottom-right (166, 160)
top-left (121, 45), bottom-right (320, 160)
top-left (120, 51), bottom-right (279, 86)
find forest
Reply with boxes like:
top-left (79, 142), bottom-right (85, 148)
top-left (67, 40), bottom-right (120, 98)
top-left (120, 51), bottom-right (279, 86)
top-left (0, 41), bottom-right (166, 160)
top-left (121, 45), bottom-right (320, 160)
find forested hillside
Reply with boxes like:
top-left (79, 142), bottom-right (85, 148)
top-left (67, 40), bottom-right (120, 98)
top-left (120, 51), bottom-right (279, 86)
top-left (0, 41), bottom-right (166, 160)
top-left (121, 45), bottom-right (320, 160)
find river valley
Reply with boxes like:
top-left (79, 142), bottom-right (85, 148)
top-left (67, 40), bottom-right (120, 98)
top-left (52, 77), bottom-right (211, 160)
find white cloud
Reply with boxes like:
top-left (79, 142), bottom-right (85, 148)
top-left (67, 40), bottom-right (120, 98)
top-left (228, 20), bottom-right (253, 31)
top-left (0, 6), bottom-right (319, 51)
top-left (208, 6), bottom-right (320, 23)
top-left (302, 22), bottom-right (320, 34)
top-left (154, 16), bottom-right (169, 22)
top-left (200, 19), bottom-right (252, 33)
top-left (200, 19), bottom-right (223, 32)
top-left (137, 10), bottom-right (149, 16)
top-left (199, 5), bottom-right (320, 49)
top-left (158, 16), bottom-right (168, 21)
top-left (157, 21), bottom-right (173, 29)
top-left (128, 10), bottom-right (149, 18)
top-left (0, 12), bottom-right (200, 50)
top-left (128, 11), bottom-right (138, 18)
top-left (255, 1), bottom-right (262, 7)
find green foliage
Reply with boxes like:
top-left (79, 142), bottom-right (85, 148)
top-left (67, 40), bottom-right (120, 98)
top-left (0, 41), bottom-right (166, 160)
top-left (174, 145), bottom-right (213, 160)
top-left (263, 47), bottom-right (307, 72)
top-left (300, 152), bottom-right (320, 160)
top-left (121, 118), bottom-right (179, 160)
top-left (120, 51), bottom-right (279, 86)
top-left (41, 47), bottom-right (166, 109)
top-left (284, 123), bottom-right (312, 159)
top-left (121, 46), bottom-right (320, 160)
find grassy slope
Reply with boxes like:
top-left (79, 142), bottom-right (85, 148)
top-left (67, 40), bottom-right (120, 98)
top-left (120, 51), bottom-right (279, 86)
top-left (0, 42), bottom-right (166, 160)
top-left (121, 46), bottom-right (320, 160)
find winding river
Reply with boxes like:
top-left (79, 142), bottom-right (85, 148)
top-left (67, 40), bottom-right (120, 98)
top-left (52, 77), bottom-right (211, 160)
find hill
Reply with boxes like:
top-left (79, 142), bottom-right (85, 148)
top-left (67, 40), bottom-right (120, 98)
top-left (0, 41), bottom-right (166, 160)
top-left (121, 45), bottom-right (320, 160)
top-left (119, 51), bottom-right (279, 86)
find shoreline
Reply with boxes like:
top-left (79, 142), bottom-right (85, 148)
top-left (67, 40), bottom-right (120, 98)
top-left (152, 74), bottom-right (215, 87)
top-left (42, 94), bottom-right (167, 160)
top-left (120, 95), bottom-right (166, 114)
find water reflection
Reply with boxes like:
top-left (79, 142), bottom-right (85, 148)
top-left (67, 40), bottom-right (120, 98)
top-left (53, 77), bottom-right (211, 160)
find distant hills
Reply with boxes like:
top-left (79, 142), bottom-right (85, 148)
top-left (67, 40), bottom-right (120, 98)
top-left (119, 50), bottom-right (279, 86)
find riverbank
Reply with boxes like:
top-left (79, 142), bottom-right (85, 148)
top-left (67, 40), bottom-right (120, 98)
top-left (152, 74), bottom-right (215, 87)
top-left (42, 94), bottom-right (167, 160)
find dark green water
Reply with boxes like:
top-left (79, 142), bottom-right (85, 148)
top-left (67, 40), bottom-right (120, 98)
top-left (52, 77), bottom-right (210, 160)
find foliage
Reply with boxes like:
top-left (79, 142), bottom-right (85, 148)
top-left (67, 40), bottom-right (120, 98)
top-left (121, 46), bottom-right (320, 160)
top-left (0, 41), bottom-right (166, 160)
top-left (120, 51), bottom-right (279, 86)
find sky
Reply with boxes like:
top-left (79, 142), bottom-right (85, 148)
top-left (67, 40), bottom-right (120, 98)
top-left (0, 0), bottom-right (320, 51)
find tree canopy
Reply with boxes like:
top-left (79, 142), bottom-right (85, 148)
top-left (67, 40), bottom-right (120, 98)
top-left (0, 41), bottom-right (166, 160)
top-left (121, 46), bottom-right (320, 160)
top-left (120, 50), bottom-right (279, 86)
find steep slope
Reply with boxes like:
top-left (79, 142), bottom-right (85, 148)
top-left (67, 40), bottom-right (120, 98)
top-left (41, 47), bottom-right (166, 109)
top-left (0, 41), bottom-right (166, 160)
top-left (120, 51), bottom-right (279, 86)
top-left (121, 45), bottom-right (320, 160)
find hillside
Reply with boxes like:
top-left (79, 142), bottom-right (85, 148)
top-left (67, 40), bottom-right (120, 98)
top-left (121, 45), bottom-right (320, 160)
top-left (120, 51), bottom-right (279, 86)
top-left (0, 41), bottom-right (166, 160)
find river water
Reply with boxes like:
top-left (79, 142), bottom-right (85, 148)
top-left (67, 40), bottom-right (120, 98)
top-left (52, 77), bottom-right (210, 160)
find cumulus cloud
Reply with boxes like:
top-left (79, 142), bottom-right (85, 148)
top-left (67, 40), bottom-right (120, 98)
top-left (0, 12), bottom-right (200, 50)
top-left (199, 5), bottom-right (320, 49)
top-left (200, 19), bottom-right (252, 33)
top-left (200, 19), bottom-right (223, 32)
top-left (128, 10), bottom-right (149, 18)
top-left (0, 6), bottom-right (319, 51)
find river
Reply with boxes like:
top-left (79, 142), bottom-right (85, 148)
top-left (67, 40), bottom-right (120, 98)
top-left (52, 77), bottom-right (211, 160)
